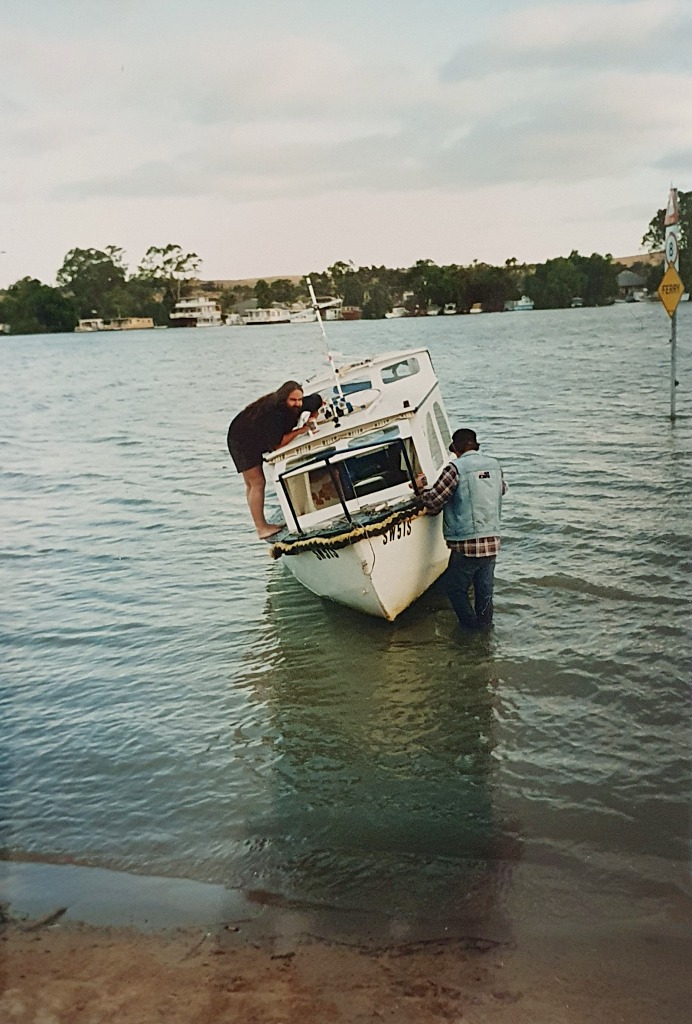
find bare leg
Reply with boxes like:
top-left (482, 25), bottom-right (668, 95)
top-left (242, 466), bottom-right (284, 539)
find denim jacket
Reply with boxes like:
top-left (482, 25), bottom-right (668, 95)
top-left (442, 450), bottom-right (504, 542)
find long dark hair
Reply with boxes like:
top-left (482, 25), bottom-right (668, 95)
top-left (243, 379), bottom-right (303, 427)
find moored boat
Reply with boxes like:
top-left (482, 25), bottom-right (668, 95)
top-left (289, 307), bottom-right (318, 323)
top-left (170, 297), bottom-right (224, 327)
top-left (265, 346), bottom-right (453, 620)
top-left (504, 295), bottom-right (534, 311)
top-left (242, 307), bottom-right (292, 325)
top-left (75, 316), bottom-right (155, 332)
top-left (341, 306), bottom-right (362, 320)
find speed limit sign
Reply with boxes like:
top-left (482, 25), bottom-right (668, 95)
top-left (665, 230), bottom-right (679, 270)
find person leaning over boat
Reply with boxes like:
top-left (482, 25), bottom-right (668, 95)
top-left (415, 428), bottom-right (506, 629)
top-left (227, 383), bottom-right (322, 540)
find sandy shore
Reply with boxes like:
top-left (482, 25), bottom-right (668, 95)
top-left (2, 859), bottom-right (691, 1022)
top-left (3, 909), bottom-right (691, 1022)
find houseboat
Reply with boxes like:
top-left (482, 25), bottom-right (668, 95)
top-left (169, 297), bottom-right (225, 327)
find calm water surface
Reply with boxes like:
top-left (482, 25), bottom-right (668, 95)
top-left (1, 305), bottom-right (690, 932)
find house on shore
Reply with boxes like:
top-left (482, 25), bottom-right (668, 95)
top-left (616, 270), bottom-right (647, 302)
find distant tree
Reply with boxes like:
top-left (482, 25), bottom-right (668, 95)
top-left (302, 271), bottom-right (332, 297)
top-left (269, 278), bottom-right (298, 305)
top-left (526, 256), bottom-right (586, 309)
top-left (642, 189), bottom-right (691, 294)
top-left (216, 283), bottom-right (254, 313)
top-left (218, 288), bottom-right (238, 314)
top-left (254, 279), bottom-right (272, 307)
top-left (1, 277), bottom-right (77, 334)
top-left (329, 261), bottom-right (364, 306)
top-left (137, 244), bottom-right (201, 302)
top-left (570, 251), bottom-right (618, 306)
top-left (464, 262), bottom-right (515, 312)
top-left (56, 246), bottom-right (127, 317)
top-left (362, 282), bottom-right (390, 319)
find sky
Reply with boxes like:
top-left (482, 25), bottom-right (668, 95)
top-left (1, 0), bottom-right (690, 287)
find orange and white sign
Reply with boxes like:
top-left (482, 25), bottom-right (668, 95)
top-left (664, 187), bottom-right (679, 226)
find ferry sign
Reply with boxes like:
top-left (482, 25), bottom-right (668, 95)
top-left (658, 264), bottom-right (685, 317)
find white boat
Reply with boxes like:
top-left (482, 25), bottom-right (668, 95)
top-left (384, 306), bottom-right (408, 319)
top-left (504, 295), bottom-right (534, 311)
top-left (169, 296), bottom-right (224, 327)
top-left (469, 303), bottom-right (483, 314)
top-left (75, 316), bottom-right (155, 332)
top-left (265, 346), bottom-right (453, 620)
top-left (75, 317), bottom-right (105, 332)
top-left (290, 307), bottom-right (318, 323)
top-left (243, 307), bottom-right (292, 325)
top-left (443, 303), bottom-right (457, 315)
top-left (225, 313), bottom-right (244, 326)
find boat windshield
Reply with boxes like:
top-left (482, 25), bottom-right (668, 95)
top-left (380, 356), bottom-right (420, 383)
top-left (281, 438), bottom-right (420, 519)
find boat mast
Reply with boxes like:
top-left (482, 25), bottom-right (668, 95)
top-left (306, 276), bottom-right (344, 400)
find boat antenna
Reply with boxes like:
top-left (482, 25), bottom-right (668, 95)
top-left (306, 276), bottom-right (344, 401)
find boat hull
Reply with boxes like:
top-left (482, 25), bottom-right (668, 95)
top-left (279, 513), bottom-right (449, 620)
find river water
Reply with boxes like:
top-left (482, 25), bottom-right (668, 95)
top-left (1, 304), bottom-right (690, 938)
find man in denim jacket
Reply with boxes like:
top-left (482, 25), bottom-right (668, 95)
top-left (417, 428), bottom-right (506, 629)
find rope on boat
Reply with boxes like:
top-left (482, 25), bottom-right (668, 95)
top-left (269, 501), bottom-right (426, 559)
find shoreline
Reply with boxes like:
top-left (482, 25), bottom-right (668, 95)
top-left (2, 858), bottom-right (691, 1022)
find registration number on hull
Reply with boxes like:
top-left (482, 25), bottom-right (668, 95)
top-left (313, 546), bottom-right (340, 560)
top-left (382, 519), bottom-right (412, 545)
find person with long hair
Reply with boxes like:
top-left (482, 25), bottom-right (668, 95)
top-left (227, 381), bottom-right (321, 539)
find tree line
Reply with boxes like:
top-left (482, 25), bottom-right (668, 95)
top-left (0, 193), bottom-right (688, 335)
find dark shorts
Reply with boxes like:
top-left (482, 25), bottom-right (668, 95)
top-left (227, 427), bottom-right (264, 474)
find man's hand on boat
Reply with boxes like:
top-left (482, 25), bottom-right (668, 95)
top-left (411, 473), bottom-right (427, 491)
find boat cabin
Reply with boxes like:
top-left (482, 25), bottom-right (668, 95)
top-left (264, 348), bottom-right (452, 535)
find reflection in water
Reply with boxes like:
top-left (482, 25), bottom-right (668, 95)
top-left (235, 566), bottom-right (521, 936)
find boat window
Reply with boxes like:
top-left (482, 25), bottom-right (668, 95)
top-left (335, 380), bottom-right (372, 396)
top-left (282, 439), bottom-right (421, 516)
top-left (433, 402), bottom-right (451, 449)
top-left (343, 439), bottom-right (418, 499)
top-left (347, 425), bottom-right (399, 449)
top-left (425, 412), bottom-right (444, 469)
top-left (380, 357), bottom-right (420, 384)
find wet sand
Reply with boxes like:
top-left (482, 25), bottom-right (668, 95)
top-left (2, 859), bottom-right (691, 1023)
top-left (2, 913), bottom-right (691, 1023)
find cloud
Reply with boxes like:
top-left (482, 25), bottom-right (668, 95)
top-left (1, 0), bottom-right (690, 287)
top-left (441, 1), bottom-right (690, 80)
top-left (654, 149), bottom-right (692, 175)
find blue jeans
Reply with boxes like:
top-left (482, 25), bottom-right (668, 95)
top-left (444, 551), bottom-right (496, 629)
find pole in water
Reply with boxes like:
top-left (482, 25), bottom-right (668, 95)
top-left (306, 276), bottom-right (345, 401)
top-left (671, 309), bottom-right (677, 423)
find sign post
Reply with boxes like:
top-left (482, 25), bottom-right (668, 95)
top-left (658, 187), bottom-right (683, 421)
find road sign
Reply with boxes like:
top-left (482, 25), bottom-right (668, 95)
top-left (665, 228), bottom-right (679, 270)
top-left (658, 264), bottom-right (685, 317)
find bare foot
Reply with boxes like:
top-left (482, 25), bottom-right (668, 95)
top-left (258, 524), bottom-right (284, 540)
